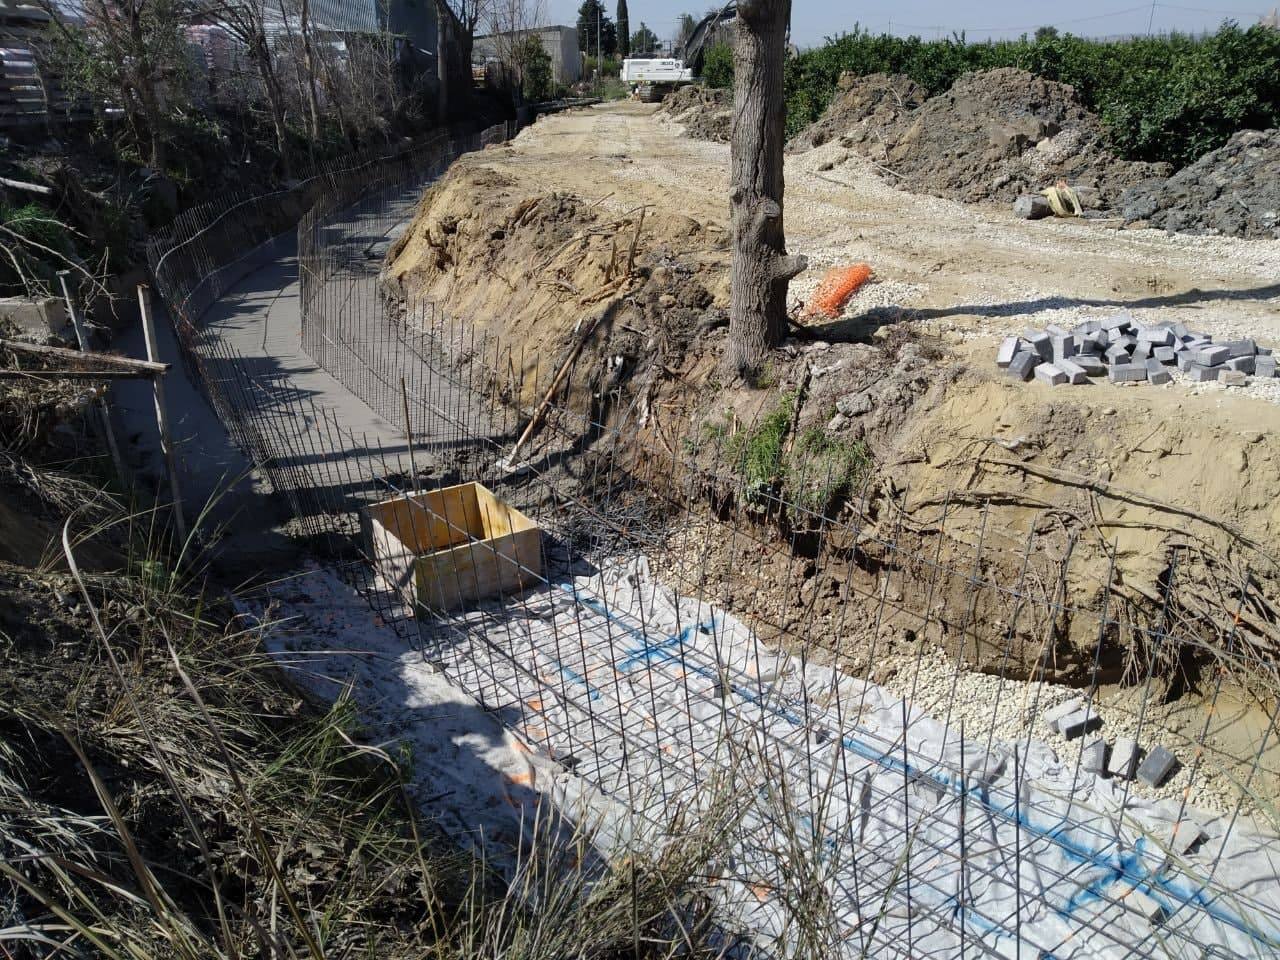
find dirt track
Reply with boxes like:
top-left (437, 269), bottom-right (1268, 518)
top-left (498, 102), bottom-right (1280, 367)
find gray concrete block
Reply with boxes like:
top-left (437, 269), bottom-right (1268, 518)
top-left (1057, 358), bottom-right (1090, 384)
top-left (1105, 312), bottom-right (1135, 333)
top-left (1144, 357), bottom-right (1165, 374)
top-left (1052, 334), bottom-right (1076, 363)
top-left (1191, 345), bottom-right (1230, 366)
top-left (1259, 347), bottom-right (1273, 356)
top-left (1169, 819), bottom-right (1204, 856)
top-left (1176, 354), bottom-right (1194, 372)
top-left (1227, 355), bottom-right (1256, 375)
top-left (1091, 329), bottom-right (1110, 350)
top-left (1136, 746), bottom-right (1177, 787)
top-left (1035, 362), bottom-right (1068, 386)
top-left (1105, 343), bottom-right (1131, 364)
top-left (1132, 342), bottom-right (1152, 362)
top-left (1007, 352), bottom-right (1038, 381)
top-left (1109, 737), bottom-right (1138, 779)
top-left (1041, 697), bottom-right (1084, 733)
top-left (1014, 194), bottom-right (1052, 219)
top-left (996, 336), bottom-right (1020, 367)
top-left (1256, 355), bottom-right (1278, 378)
top-left (1137, 327), bottom-right (1175, 346)
top-left (1081, 738), bottom-right (1106, 774)
top-left (1187, 363), bottom-right (1220, 382)
top-left (1059, 709), bottom-right (1100, 740)
top-left (1172, 322), bottom-right (1190, 339)
top-left (1074, 355), bottom-right (1107, 376)
top-left (1108, 364), bottom-right (1147, 384)
top-left (1123, 887), bottom-right (1164, 924)
top-left (1044, 323), bottom-right (1069, 337)
top-left (1221, 369), bottom-right (1248, 387)
top-left (1023, 330), bottom-right (1053, 361)
top-left (1116, 334), bottom-right (1138, 350)
top-left (1224, 338), bottom-right (1257, 358)
top-left (1149, 368), bottom-right (1172, 386)
top-left (1077, 338), bottom-right (1101, 356)
top-left (1153, 346), bottom-right (1176, 363)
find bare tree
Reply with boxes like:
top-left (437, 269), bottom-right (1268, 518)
top-left (41, 0), bottom-right (193, 169)
top-left (433, 0), bottom-right (488, 117)
top-left (485, 0), bottom-right (547, 95)
top-left (724, 0), bottom-right (805, 378)
top-left (194, 0), bottom-right (295, 171)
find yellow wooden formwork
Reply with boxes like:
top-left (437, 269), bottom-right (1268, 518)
top-left (365, 482), bottom-right (543, 613)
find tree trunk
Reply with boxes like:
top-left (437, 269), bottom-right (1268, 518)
top-left (723, 0), bottom-right (805, 380)
top-left (299, 0), bottom-right (323, 141)
top-left (434, 0), bottom-right (451, 121)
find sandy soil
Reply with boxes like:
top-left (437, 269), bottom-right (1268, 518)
top-left (498, 102), bottom-right (1280, 366)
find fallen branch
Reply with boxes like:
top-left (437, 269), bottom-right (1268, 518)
top-left (0, 176), bottom-right (53, 196)
top-left (0, 338), bottom-right (168, 376)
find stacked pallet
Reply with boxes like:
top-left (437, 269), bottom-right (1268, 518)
top-left (998, 312), bottom-right (1276, 387)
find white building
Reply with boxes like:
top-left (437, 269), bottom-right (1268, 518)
top-left (474, 25), bottom-right (581, 87)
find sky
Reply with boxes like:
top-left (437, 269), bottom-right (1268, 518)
top-left (544, 0), bottom-right (1277, 49)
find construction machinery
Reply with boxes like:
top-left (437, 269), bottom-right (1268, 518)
top-left (621, 2), bottom-right (736, 102)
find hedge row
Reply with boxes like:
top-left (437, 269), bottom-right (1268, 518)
top-left (704, 24), bottom-right (1280, 169)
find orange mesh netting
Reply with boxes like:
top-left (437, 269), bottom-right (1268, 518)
top-left (806, 263), bottom-right (873, 319)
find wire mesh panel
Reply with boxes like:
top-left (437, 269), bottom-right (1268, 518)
top-left (146, 119), bottom-right (1280, 959)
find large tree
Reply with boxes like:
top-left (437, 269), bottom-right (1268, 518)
top-left (616, 0), bottom-right (629, 57)
top-left (630, 22), bottom-right (658, 53)
top-left (724, 0), bottom-right (805, 378)
top-left (575, 0), bottom-right (617, 57)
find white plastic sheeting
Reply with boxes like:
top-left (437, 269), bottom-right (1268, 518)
top-left (428, 556), bottom-right (1280, 959)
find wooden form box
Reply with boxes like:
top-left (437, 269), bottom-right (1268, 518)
top-left (364, 482), bottom-right (543, 612)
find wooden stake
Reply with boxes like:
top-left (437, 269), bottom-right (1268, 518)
top-left (137, 284), bottom-right (188, 545)
top-left (58, 271), bottom-right (128, 486)
top-left (504, 309), bottom-right (606, 467)
top-left (401, 376), bottom-right (419, 494)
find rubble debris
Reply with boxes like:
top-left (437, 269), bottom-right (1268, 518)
top-left (1137, 746), bottom-right (1178, 787)
top-left (1169, 819), bottom-right (1205, 856)
top-left (789, 72), bottom-right (926, 153)
top-left (999, 314), bottom-right (1277, 389)
top-left (1119, 128), bottom-right (1280, 240)
top-left (812, 69), bottom-right (1169, 206)
top-left (659, 85), bottom-right (733, 143)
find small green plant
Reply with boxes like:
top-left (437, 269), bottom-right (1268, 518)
top-left (727, 391), bottom-right (796, 499)
top-left (783, 426), bottom-right (872, 516)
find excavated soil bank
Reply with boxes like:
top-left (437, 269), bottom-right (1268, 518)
top-left (658, 85), bottom-right (733, 143)
top-left (384, 152), bottom-right (1280, 695)
top-left (1121, 128), bottom-right (1280, 239)
top-left (792, 68), bottom-right (1170, 206)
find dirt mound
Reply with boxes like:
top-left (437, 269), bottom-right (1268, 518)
top-left (384, 160), bottom-right (729, 400)
top-left (1119, 129), bottom-right (1280, 239)
top-left (789, 73), bottom-right (925, 152)
top-left (659, 85), bottom-right (732, 143)
top-left (819, 68), bottom-right (1169, 206)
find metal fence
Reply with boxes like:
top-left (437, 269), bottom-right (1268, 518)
top-left (147, 120), bottom-right (1280, 959)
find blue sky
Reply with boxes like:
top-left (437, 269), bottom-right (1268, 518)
top-left (545, 0), bottom-right (1276, 49)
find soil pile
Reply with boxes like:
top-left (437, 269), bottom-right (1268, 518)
top-left (1119, 129), bottom-right (1280, 239)
top-left (788, 72), bottom-right (925, 152)
top-left (659, 85), bottom-right (733, 143)
top-left (801, 68), bottom-right (1169, 206)
top-left (384, 160), bottom-right (729, 400)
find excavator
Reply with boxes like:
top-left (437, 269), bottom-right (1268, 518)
top-left (620, 2), bottom-right (737, 102)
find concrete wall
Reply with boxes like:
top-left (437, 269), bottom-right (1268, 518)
top-left (475, 26), bottom-right (581, 87)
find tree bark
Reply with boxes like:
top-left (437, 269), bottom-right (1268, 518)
top-left (723, 0), bottom-right (805, 380)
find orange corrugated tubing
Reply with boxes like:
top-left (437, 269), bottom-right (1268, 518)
top-left (806, 264), bottom-right (873, 319)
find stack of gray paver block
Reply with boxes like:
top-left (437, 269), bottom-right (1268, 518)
top-left (996, 312), bottom-right (1278, 388)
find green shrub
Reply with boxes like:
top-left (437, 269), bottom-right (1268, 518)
top-left (783, 427), bottom-right (872, 516)
top-left (783, 22), bottom-right (1280, 167)
top-left (703, 42), bottom-right (734, 89)
top-left (520, 35), bottom-right (554, 102)
top-left (727, 392), bottom-right (795, 499)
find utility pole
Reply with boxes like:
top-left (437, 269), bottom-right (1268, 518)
top-left (597, 4), bottom-right (602, 95)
